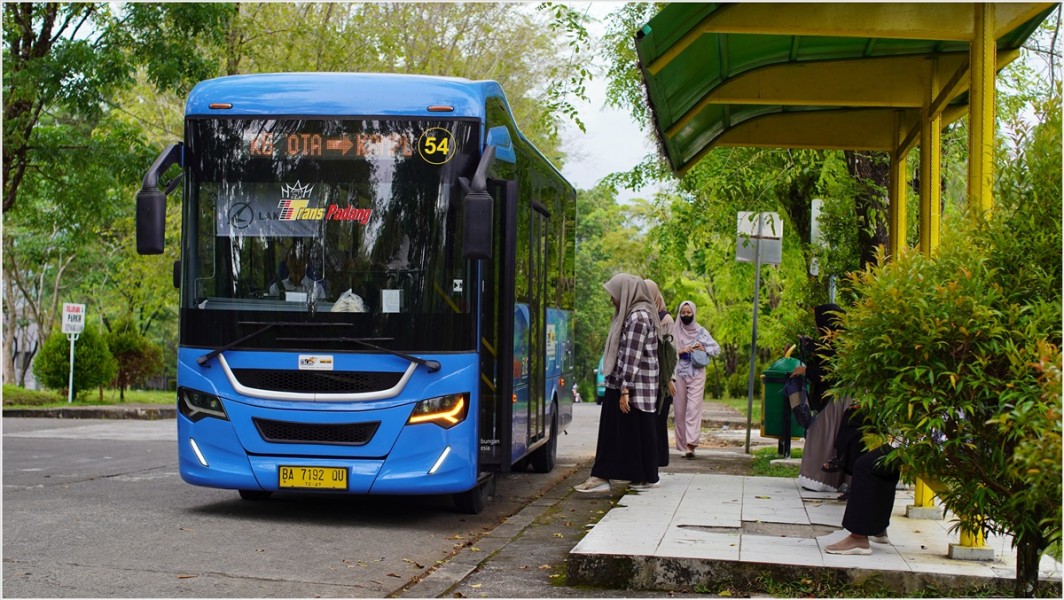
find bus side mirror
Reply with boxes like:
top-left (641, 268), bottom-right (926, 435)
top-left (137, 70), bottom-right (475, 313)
top-left (136, 143), bottom-right (183, 255)
top-left (461, 145), bottom-right (496, 260)
top-left (486, 126), bottom-right (515, 164)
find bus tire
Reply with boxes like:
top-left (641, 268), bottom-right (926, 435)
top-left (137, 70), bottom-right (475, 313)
top-left (454, 474), bottom-right (494, 514)
top-left (238, 489), bottom-right (273, 501)
top-left (530, 407), bottom-right (558, 473)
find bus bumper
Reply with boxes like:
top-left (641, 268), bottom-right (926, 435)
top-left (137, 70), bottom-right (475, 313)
top-left (177, 414), bottom-right (478, 495)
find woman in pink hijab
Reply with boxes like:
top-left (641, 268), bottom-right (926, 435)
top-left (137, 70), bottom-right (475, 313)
top-left (671, 300), bottom-right (720, 459)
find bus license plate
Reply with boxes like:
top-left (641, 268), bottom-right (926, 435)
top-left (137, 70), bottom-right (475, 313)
top-left (279, 466), bottom-right (348, 490)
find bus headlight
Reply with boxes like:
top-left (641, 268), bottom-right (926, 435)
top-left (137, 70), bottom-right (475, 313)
top-left (178, 387), bottom-right (229, 422)
top-left (407, 393), bottom-right (469, 429)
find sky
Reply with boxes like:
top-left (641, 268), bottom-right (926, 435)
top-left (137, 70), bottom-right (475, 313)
top-left (556, 2), bottom-right (666, 203)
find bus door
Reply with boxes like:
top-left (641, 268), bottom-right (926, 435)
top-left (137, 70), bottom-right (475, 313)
top-left (526, 203), bottom-right (550, 446)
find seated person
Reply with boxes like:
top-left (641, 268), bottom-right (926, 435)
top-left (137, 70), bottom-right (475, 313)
top-left (824, 444), bottom-right (899, 555)
top-left (269, 242), bottom-right (325, 301)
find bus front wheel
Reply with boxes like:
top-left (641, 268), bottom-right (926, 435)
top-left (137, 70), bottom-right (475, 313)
top-left (454, 473), bottom-right (495, 514)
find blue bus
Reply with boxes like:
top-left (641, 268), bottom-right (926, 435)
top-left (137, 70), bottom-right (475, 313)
top-left (135, 73), bottom-right (576, 513)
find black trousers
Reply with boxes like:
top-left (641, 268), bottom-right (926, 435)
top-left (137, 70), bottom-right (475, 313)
top-left (654, 394), bottom-right (672, 467)
top-left (835, 405), bottom-right (869, 474)
top-left (590, 387), bottom-right (660, 484)
top-left (841, 445), bottom-right (901, 536)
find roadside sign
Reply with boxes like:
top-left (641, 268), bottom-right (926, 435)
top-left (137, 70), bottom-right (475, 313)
top-left (62, 303), bottom-right (86, 334)
top-left (736, 211), bottom-right (782, 265)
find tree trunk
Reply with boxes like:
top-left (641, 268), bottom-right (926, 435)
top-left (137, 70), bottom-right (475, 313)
top-left (1014, 530), bottom-right (1044, 598)
top-left (844, 151), bottom-right (890, 268)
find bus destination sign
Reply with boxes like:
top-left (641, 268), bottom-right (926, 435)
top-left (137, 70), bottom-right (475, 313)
top-left (248, 132), bottom-right (415, 160)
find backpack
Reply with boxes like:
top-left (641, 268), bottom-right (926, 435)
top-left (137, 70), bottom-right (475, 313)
top-left (657, 331), bottom-right (678, 401)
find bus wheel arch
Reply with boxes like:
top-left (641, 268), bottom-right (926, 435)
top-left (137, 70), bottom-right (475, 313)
top-left (529, 398), bottom-right (558, 473)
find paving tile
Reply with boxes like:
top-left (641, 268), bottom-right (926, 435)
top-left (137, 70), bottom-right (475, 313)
top-left (740, 533), bottom-right (824, 567)
top-left (658, 528), bottom-right (740, 560)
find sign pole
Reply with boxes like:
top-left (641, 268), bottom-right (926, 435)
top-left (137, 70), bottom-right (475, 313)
top-left (67, 333), bottom-right (79, 403)
top-left (61, 303), bottom-right (86, 403)
top-left (743, 215), bottom-right (765, 454)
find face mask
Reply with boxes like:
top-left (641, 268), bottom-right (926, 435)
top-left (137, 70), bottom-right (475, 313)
top-left (680, 315), bottom-right (694, 325)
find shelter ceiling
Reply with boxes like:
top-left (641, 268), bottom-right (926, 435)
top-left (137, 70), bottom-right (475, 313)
top-left (636, 3), bottom-right (1056, 173)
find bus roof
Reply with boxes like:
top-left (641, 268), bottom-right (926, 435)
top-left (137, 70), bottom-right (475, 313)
top-left (186, 72), bottom-right (504, 119)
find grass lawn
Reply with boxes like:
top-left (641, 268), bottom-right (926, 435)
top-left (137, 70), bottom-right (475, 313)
top-left (3, 384), bottom-right (174, 408)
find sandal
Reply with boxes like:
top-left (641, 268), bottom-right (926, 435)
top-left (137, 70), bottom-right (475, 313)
top-left (821, 456), bottom-right (844, 473)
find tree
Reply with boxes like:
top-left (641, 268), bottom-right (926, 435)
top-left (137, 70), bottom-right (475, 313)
top-left (33, 324), bottom-right (117, 399)
top-left (2, 2), bottom-right (234, 213)
top-left (2, 3), bottom-right (232, 383)
top-left (106, 317), bottom-right (164, 401)
top-left (219, 2), bottom-right (590, 162)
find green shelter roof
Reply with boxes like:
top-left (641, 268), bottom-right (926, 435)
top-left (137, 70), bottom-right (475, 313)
top-left (636, 3), bottom-right (1056, 174)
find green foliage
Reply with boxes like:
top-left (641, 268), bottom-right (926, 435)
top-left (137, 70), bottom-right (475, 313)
top-left (106, 317), bottom-right (165, 401)
top-left (33, 325), bottom-right (117, 398)
top-left (831, 92), bottom-right (1062, 589)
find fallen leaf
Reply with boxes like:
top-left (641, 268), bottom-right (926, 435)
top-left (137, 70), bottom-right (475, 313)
top-left (177, 574), bottom-right (197, 579)
top-left (549, 573), bottom-right (563, 579)
top-left (470, 547), bottom-right (481, 552)
top-left (387, 573), bottom-right (401, 578)
top-left (553, 533), bottom-right (564, 538)
top-left (538, 564), bottom-right (552, 570)
top-left (471, 584), bottom-right (482, 589)
top-left (755, 495), bottom-right (771, 499)
top-left (402, 558), bottom-right (425, 569)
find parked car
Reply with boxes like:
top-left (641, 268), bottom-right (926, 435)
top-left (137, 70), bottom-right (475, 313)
top-left (595, 355), bottom-right (606, 405)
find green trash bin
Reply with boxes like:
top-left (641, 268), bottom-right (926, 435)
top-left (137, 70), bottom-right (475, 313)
top-left (760, 351), bottom-right (807, 456)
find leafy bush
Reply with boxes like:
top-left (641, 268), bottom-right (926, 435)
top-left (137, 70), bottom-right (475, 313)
top-left (33, 324), bottom-right (118, 399)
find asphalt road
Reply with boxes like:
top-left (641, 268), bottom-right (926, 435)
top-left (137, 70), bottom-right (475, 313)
top-left (2, 408), bottom-right (599, 598)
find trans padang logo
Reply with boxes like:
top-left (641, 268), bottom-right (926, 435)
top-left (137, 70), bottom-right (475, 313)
top-left (278, 181), bottom-right (372, 225)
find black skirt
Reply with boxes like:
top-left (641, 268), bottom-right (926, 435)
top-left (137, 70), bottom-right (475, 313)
top-left (590, 387), bottom-right (660, 483)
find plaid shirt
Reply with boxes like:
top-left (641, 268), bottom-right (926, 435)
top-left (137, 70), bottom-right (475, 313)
top-left (605, 308), bottom-right (659, 413)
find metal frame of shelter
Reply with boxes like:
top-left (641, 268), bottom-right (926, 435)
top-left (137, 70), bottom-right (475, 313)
top-left (636, 2), bottom-right (1056, 554)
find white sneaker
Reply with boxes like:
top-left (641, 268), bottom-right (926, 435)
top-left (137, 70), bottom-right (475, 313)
top-left (869, 531), bottom-right (890, 544)
top-left (630, 481), bottom-right (661, 489)
top-left (573, 477), bottom-right (610, 493)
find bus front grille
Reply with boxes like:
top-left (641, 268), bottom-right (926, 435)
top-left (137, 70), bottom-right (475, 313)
top-left (229, 369), bottom-right (403, 394)
top-left (253, 418), bottom-right (380, 446)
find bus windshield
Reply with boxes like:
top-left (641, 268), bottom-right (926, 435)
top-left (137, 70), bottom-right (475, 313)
top-left (181, 117), bottom-right (480, 352)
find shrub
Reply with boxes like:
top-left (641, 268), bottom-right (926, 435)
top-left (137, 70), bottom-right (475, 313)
top-left (33, 324), bottom-right (118, 399)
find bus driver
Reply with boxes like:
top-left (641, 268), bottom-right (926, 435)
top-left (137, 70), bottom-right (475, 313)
top-left (269, 241), bottom-right (325, 301)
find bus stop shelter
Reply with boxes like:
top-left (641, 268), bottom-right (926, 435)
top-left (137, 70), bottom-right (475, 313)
top-left (634, 1), bottom-right (1056, 555)
top-left (635, 2), bottom-right (1055, 257)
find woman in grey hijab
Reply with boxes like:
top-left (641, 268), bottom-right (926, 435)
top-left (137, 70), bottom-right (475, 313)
top-left (574, 274), bottom-right (661, 492)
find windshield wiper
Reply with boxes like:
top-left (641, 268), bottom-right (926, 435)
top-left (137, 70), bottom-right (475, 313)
top-left (283, 336), bottom-right (441, 373)
top-left (197, 322), bottom-right (352, 367)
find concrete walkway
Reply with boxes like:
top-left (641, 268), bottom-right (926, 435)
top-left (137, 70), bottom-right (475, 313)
top-left (567, 468), bottom-right (1062, 594)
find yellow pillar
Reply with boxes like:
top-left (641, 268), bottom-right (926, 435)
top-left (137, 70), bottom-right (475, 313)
top-left (954, 5), bottom-right (994, 551)
top-left (968, 2), bottom-right (996, 220)
top-left (920, 61), bottom-right (942, 256)
top-left (888, 146), bottom-right (907, 257)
